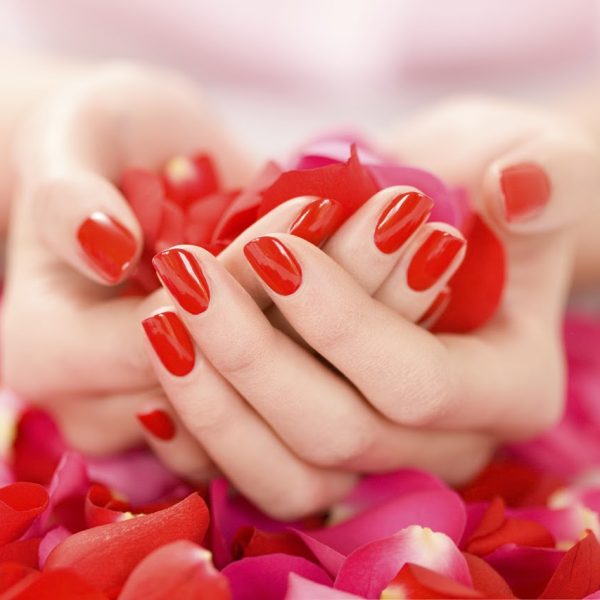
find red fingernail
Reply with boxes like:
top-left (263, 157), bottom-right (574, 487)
top-left (500, 162), bottom-right (551, 222)
top-left (77, 212), bottom-right (137, 283)
top-left (136, 409), bottom-right (176, 441)
top-left (289, 198), bottom-right (344, 246)
top-left (142, 311), bottom-right (195, 376)
top-left (374, 191), bottom-right (434, 254)
top-left (244, 236), bottom-right (302, 295)
top-left (153, 248), bottom-right (210, 314)
top-left (407, 230), bottom-right (465, 291)
top-left (417, 288), bottom-right (452, 328)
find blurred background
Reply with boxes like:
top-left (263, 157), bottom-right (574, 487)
top-left (1, 0), bottom-right (599, 158)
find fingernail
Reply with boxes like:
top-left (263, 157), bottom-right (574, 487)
top-left (417, 288), bottom-right (452, 328)
top-left (77, 212), bottom-right (137, 283)
top-left (244, 236), bottom-right (302, 295)
top-left (289, 198), bottom-right (344, 246)
top-left (153, 248), bottom-right (210, 314)
top-left (499, 163), bottom-right (551, 222)
top-left (374, 191), bottom-right (434, 254)
top-left (136, 408), bottom-right (176, 441)
top-left (407, 230), bottom-right (465, 291)
top-left (142, 311), bottom-right (195, 376)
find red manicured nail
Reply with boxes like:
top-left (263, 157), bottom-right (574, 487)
top-left (500, 163), bottom-right (551, 222)
top-left (374, 191), bottom-right (434, 254)
top-left (244, 236), bottom-right (302, 295)
top-left (417, 288), bottom-right (452, 328)
top-left (77, 212), bottom-right (137, 283)
top-left (289, 198), bottom-right (344, 246)
top-left (142, 311), bottom-right (195, 376)
top-left (407, 230), bottom-right (466, 291)
top-left (136, 409), bottom-right (176, 441)
top-left (153, 248), bottom-right (210, 314)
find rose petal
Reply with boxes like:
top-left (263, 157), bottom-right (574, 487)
top-left (3, 568), bottom-right (108, 600)
top-left (212, 162), bottom-right (281, 246)
top-left (222, 554), bottom-right (331, 600)
top-left (485, 545), bottom-right (564, 599)
top-left (285, 573), bottom-right (364, 600)
top-left (382, 563), bottom-right (483, 599)
top-left (310, 487), bottom-right (466, 555)
top-left (45, 493), bottom-right (209, 597)
top-left (258, 145), bottom-right (378, 221)
top-left (458, 458), bottom-right (563, 507)
top-left (0, 482), bottom-right (49, 545)
top-left (289, 529), bottom-right (345, 578)
top-left (463, 553), bottom-right (516, 599)
top-left (0, 563), bottom-right (37, 595)
top-left (38, 527), bottom-right (70, 568)
top-left (186, 191), bottom-right (238, 248)
top-left (334, 526), bottom-right (471, 598)
top-left (539, 531), bottom-right (600, 599)
top-left (119, 540), bottom-right (230, 600)
top-left (465, 497), bottom-right (554, 556)
top-left (0, 538), bottom-right (40, 569)
top-left (161, 153), bottom-right (219, 207)
top-left (84, 484), bottom-right (132, 528)
top-left (12, 410), bottom-right (66, 485)
top-left (155, 200), bottom-right (186, 251)
top-left (433, 215), bottom-right (505, 333)
top-left (232, 527), bottom-right (315, 563)
top-left (86, 448), bottom-right (186, 506)
top-left (120, 168), bottom-right (165, 244)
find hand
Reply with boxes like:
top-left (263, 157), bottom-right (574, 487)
top-left (2, 62), bottom-right (251, 460)
top-left (140, 97), bottom-right (599, 519)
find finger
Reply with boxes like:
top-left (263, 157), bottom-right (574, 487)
top-left (136, 402), bottom-right (217, 483)
top-left (152, 246), bottom-right (387, 470)
top-left (374, 222), bottom-right (466, 322)
top-left (321, 186), bottom-right (433, 292)
top-left (141, 309), bottom-right (356, 519)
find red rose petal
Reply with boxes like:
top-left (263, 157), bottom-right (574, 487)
top-left (433, 215), bottom-right (505, 333)
top-left (120, 168), bottom-right (165, 245)
top-left (0, 538), bottom-right (41, 569)
top-left (84, 484), bottom-right (131, 528)
top-left (155, 200), bottom-right (186, 252)
top-left (231, 527), bottom-right (315, 562)
top-left (466, 497), bottom-right (554, 557)
top-left (0, 483), bottom-right (49, 545)
top-left (383, 563), bottom-right (483, 599)
top-left (462, 553), bottom-right (516, 599)
top-left (3, 568), bottom-right (108, 600)
top-left (186, 191), bottom-right (239, 248)
top-left (258, 145), bottom-right (378, 221)
top-left (119, 540), bottom-right (230, 600)
top-left (45, 493), bottom-right (209, 598)
top-left (162, 153), bottom-right (219, 207)
top-left (212, 162), bottom-right (281, 246)
top-left (0, 563), bottom-right (37, 595)
top-left (539, 531), bottom-right (600, 599)
top-left (458, 459), bottom-right (564, 508)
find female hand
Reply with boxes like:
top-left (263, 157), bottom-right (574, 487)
top-left (140, 97), bottom-right (599, 518)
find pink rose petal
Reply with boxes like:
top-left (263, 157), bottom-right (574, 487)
top-left (222, 554), bottom-right (331, 600)
top-left (335, 525), bottom-right (471, 598)
top-left (285, 574), bottom-right (364, 600)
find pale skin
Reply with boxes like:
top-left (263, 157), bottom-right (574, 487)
top-left (2, 57), bottom-right (600, 519)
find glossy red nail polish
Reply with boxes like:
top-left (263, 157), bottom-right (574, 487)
top-left (243, 236), bottom-right (302, 295)
top-left (407, 230), bottom-right (465, 291)
top-left (289, 198), bottom-right (344, 246)
top-left (153, 248), bottom-right (210, 314)
top-left (374, 191), bottom-right (434, 254)
top-left (136, 409), bottom-right (176, 441)
top-left (77, 212), bottom-right (137, 283)
top-left (417, 288), bottom-right (452, 328)
top-left (500, 163), bottom-right (551, 222)
top-left (142, 311), bottom-right (195, 376)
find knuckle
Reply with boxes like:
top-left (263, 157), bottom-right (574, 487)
top-left (305, 427), bottom-right (374, 468)
top-left (264, 477), bottom-right (324, 522)
top-left (213, 326), bottom-right (276, 378)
